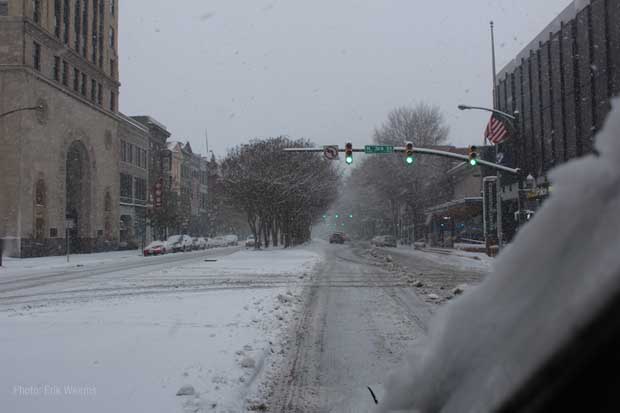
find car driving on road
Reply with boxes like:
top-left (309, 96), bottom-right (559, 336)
top-left (245, 235), bottom-right (256, 248)
top-left (329, 233), bottom-right (346, 244)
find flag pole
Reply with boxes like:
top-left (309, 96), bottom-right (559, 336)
top-left (488, 21), bottom-right (498, 146)
top-left (490, 21), bottom-right (503, 251)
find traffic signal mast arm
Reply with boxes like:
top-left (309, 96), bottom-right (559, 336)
top-left (283, 145), bottom-right (520, 175)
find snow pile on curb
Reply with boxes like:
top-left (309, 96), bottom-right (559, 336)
top-left (378, 100), bottom-right (620, 412)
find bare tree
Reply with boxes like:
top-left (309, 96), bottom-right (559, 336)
top-left (373, 102), bottom-right (449, 147)
top-left (221, 137), bottom-right (340, 248)
top-left (335, 102), bottom-right (454, 242)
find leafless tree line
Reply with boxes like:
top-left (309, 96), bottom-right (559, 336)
top-left (333, 103), bottom-right (454, 242)
top-left (222, 136), bottom-right (340, 248)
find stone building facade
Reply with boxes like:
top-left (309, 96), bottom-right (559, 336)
top-left (118, 114), bottom-right (149, 249)
top-left (0, 0), bottom-right (122, 257)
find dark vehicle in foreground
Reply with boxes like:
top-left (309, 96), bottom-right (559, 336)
top-left (143, 241), bottom-right (167, 256)
top-left (371, 235), bottom-right (397, 248)
top-left (329, 233), bottom-right (346, 244)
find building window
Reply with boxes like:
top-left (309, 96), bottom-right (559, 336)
top-left (81, 0), bottom-right (88, 57)
top-left (110, 59), bottom-right (116, 79)
top-left (91, 0), bottom-right (98, 63)
top-left (53, 56), bottom-right (60, 81)
top-left (109, 26), bottom-right (115, 50)
top-left (104, 191), bottom-right (112, 212)
top-left (120, 173), bottom-right (133, 199)
top-left (35, 179), bottom-right (46, 206)
top-left (35, 218), bottom-right (45, 240)
top-left (120, 140), bottom-right (127, 162)
top-left (81, 73), bottom-right (87, 96)
top-left (91, 79), bottom-right (97, 101)
top-left (33, 42), bottom-right (41, 71)
top-left (62, 61), bottom-right (69, 85)
top-left (54, 0), bottom-right (61, 37)
top-left (50, 228), bottom-right (58, 238)
top-left (97, 83), bottom-right (103, 105)
top-left (110, 91), bottom-right (116, 112)
top-left (135, 178), bottom-right (147, 201)
top-left (63, 0), bottom-right (70, 45)
top-left (33, 0), bottom-right (41, 24)
top-left (128, 143), bottom-right (133, 164)
top-left (74, 0), bottom-right (81, 51)
top-left (73, 68), bottom-right (80, 91)
top-left (98, 0), bottom-right (104, 68)
top-left (110, 0), bottom-right (115, 16)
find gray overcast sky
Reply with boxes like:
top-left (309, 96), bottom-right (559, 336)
top-left (119, 0), bottom-right (573, 156)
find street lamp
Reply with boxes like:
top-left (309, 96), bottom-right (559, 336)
top-left (457, 104), bottom-right (517, 123)
top-left (0, 105), bottom-right (44, 119)
top-left (458, 103), bottom-right (521, 250)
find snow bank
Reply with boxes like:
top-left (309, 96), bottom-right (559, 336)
top-left (378, 100), bottom-right (620, 412)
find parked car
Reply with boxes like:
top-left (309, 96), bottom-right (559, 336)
top-left (329, 233), bottom-right (346, 244)
top-left (245, 235), bottom-right (256, 248)
top-left (166, 235), bottom-right (193, 252)
top-left (207, 236), bottom-right (227, 249)
top-left (371, 235), bottom-right (397, 248)
top-left (193, 237), bottom-right (207, 250)
top-left (223, 235), bottom-right (239, 246)
top-left (143, 241), bottom-right (167, 256)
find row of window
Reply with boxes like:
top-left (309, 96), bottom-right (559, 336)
top-left (120, 174), bottom-right (147, 202)
top-left (33, 41), bottom-right (117, 111)
top-left (120, 140), bottom-right (148, 169)
top-left (35, 0), bottom-right (116, 69)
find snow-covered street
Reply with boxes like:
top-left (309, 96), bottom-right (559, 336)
top-left (267, 243), bottom-right (488, 412)
top-left (0, 241), bottom-right (488, 412)
top-left (0, 247), bottom-right (321, 412)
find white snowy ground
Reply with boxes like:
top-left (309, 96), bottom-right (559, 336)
top-left (394, 246), bottom-right (493, 273)
top-left (0, 247), bottom-right (321, 413)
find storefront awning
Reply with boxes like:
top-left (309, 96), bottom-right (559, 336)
top-left (425, 197), bottom-right (483, 221)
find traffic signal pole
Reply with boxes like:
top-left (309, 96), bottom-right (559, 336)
top-left (283, 146), bottom-right (521, 175)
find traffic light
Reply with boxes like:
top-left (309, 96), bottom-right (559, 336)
top-left (405, 141), bottom-right (414, 165)
top-left (349, 214), bottom-right (353, 219)
top-left (345, 142), bottom-right (353, 165)
top-left (468, 145), bottom-right (479, 166)
top-left (335, 213), bottom-right (340, 219)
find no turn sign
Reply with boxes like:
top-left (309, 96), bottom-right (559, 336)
top-left (323, 145), bottom-right (340, 161)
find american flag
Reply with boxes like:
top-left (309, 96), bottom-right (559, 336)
top-left (484, 114), bottom-right (509, 145)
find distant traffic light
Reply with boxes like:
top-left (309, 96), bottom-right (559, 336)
top-left (405, 141), bottom-right (414, 165)
top-left (468, 145), bottom-right (479, 166)
top-left (349, 214), bottom-right (353, 219)
top-left (345, 142), bottom-right (353, 165)
top-left (335, 213), bottom-right (340, 219)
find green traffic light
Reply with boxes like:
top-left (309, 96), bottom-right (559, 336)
top-left (335, 214), bottom-right (340, 219)
top-left (469, 159), bottom-right (478, 166)
top-left (349, 214), bottom-right (353, 219)
top-left (345, 156), bottom-right (353, 164)
top-left (406, 156), bottom-right (414, 165)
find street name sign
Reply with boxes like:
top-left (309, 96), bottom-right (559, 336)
top-left (364, 145), bottom-right (394, 154)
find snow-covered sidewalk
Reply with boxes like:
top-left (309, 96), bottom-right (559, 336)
top-left (0, 247), bottom-right (321, 413)
top-left (394, 246), bottom-right (493, 273)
